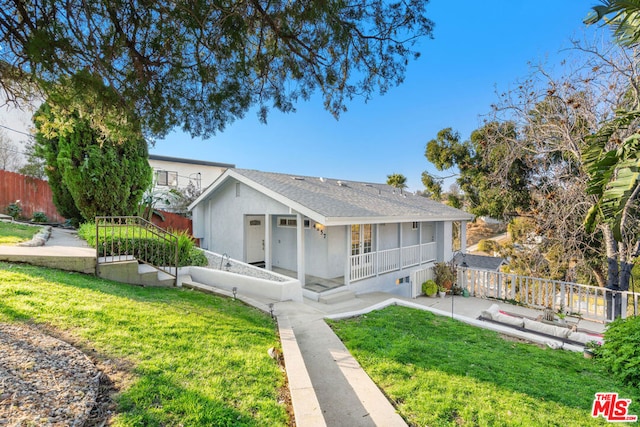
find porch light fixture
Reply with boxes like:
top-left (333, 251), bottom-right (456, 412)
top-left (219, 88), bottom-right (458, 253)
top-left (232, 287), bottom-right (237, 299)
top-left (313, 222), bottom-right (326, 238)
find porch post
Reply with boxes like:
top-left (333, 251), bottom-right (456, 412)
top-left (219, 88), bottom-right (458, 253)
top-left (398, 223), bottom-right (403, 268)
top-left (296, 212), bottom-right (305, 286)
top-left (418, 222), bottom-right (422, 264)
top-left (460, 221), bottom-right (468, 253)
top-left (265, 214), bottom-right (272, 270)
top-left (344, 225), bottom-right (351, 285)
top-left (375, 224), bottom-right (380, 277)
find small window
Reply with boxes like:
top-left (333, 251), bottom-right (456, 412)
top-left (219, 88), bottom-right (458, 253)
top-left (235, 182), bottom-right (241, 197)
top-left (277, 217), bottom-right (311, 228)
top-left (412, 221), bottom-right (419, 230)
top-left (156, 170), bottom-right (178, 187)
top-left (249, 220), bottom-right (261, 226)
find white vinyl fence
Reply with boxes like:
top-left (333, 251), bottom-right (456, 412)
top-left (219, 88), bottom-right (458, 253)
top-left (458, 267), bottom-right (640, 323)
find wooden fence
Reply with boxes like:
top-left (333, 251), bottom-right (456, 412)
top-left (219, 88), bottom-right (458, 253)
top-left (0, 170), bottom-right (66, 223)
top-left (151, 210), bottom-right (193, 237)
top-left (1, 170), bottom-right (194, 236)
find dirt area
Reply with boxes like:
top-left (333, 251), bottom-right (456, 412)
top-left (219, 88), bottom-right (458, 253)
top-left (0, 322), bottom-right (129, 427)
top-left (466, 219), bottom-right (508, 248)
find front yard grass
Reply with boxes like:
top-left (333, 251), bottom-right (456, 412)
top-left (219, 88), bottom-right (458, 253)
top-left (327, 305), bottom-right (639, 427)
top-left (0, 262), bottom-right (289, 426)
top-left (0, 221), bottom-right (40, 245)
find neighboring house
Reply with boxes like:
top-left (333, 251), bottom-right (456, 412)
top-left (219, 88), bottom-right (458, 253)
top-left (189, 168), bottom-right (474, 298)
top-left (148, 154), bottom-right (235, 212)
top-left (454, 253), bottom-right (507, 272)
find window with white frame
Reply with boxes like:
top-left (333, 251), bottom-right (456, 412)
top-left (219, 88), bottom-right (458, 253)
top-left (277, 217), bottom-right (310, 228)
top-left (351, 224), bottom-right (373, 255)
top-left (156, 170), bottom-right (178, 187)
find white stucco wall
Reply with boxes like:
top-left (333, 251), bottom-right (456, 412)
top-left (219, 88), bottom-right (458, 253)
top-left (148, 158), bottom-right (229, 191)
top-left (401, 222), bottom-right (419, 246)
top-left (377, 224), bottom-right (397, 250)
top-left (200, 180), bottom-right (291, 260)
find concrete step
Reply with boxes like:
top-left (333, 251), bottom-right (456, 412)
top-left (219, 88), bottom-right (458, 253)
top-left (138, 263), bottom-right (175, 287)
top-left (319, 289), bottom-right (356, 304)
top-left (97, 260), bottom-right (175, 287)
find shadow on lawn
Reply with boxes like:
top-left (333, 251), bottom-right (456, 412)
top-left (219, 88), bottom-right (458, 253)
top-left (0, 262), bottom-right (273, 330)
top-left (329, 305), bottom-right (640, 414)
top-left (0, 263), bottom-right (286, 426)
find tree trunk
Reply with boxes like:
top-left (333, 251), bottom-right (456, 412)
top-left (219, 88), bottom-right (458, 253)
top-left (603, 227), bottom-right (622, 318)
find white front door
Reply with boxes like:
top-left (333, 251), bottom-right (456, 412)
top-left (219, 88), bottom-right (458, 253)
top-left (245, 215), bottom-right (265, 264)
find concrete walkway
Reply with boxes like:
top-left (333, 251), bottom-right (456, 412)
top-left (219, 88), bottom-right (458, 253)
top-left (0, 228), bottom-right (607, 426)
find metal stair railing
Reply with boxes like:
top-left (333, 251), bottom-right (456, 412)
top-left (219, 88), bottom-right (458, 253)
top-left (95, 216), bottom-right (179, 283)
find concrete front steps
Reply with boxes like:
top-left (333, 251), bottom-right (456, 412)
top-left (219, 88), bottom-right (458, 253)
top-left (301, 286), bottom-right (357, 304)
top-left (96, 257), bottom-right (176, 286)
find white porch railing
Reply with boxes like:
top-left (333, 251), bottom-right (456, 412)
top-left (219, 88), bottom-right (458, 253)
top-left (378, 248), bottom-right (400, 274)
top-left (350, 252), bottom-right (376, 282)
top-left (420, 242), bottom-right (437, 263)
top-left (349, 241), bottom-right (438, 282)
top-left (459, 267), bottom-right (640, 323)
top-left (402, 245), bottom-right (420, 268)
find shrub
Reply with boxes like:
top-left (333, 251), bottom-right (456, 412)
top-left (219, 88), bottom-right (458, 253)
top-left (432, 262), bottom-right (455, 290)
top-left (478, 239), bottom-right (500, 253)
top-left (31, 212), bottom-right (48, 223)
top-left (422, 279), bottom-right (438, 296)
top-left (80, 222), bottom-right (207, 267)
top-left (600, 316), bottom-right (640, 388)
top-left (6, 201), bottom-right (22, 219)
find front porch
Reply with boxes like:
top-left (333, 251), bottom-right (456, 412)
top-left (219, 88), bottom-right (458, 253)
top-left (349, 241), bottom-right (437, 282)
top-left (274, 267), bottom-right (343, 291)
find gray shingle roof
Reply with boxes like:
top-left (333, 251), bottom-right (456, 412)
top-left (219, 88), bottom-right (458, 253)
top-left (228, 169), bottom-right (473, 223)
top-left (454, 253), bottom-right (506, 271)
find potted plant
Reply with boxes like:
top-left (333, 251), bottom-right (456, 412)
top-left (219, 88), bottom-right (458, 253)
top-left (421, 279), bottom-right (438, 297)
top-left (437, 283), bottom-right (447, 298)
top-left (432, 262), bottom-right (455, 291)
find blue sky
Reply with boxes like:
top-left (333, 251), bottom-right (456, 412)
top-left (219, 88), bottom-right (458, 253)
top-left (150, 1), bottom-right (599, 192)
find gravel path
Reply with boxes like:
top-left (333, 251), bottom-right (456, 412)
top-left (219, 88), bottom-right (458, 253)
top-left (0, 323), bottom-right (101, 427)
top-left (202, 251), bottom-right (288, 282)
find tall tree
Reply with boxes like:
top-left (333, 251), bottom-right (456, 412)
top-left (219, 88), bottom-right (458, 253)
top-left (0, 129), bottom-right (20, 171)
top-left (17, 140), bottom-right (46, 179)
top-left (0, 1), bottom-right (434, 139)
top-left (423, 124), bottom-right (531, 217)
top-left (478, 38), bottom-right (640, 319)
top-left (34, 102), bottom-right (152, 222)
top-left (386, 173), bottom-right (407, 189)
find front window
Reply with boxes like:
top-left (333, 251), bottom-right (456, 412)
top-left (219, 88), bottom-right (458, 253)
top-left (351, 224), bottom-right (373, 255)
top-left (156, 170), bottom-right (178, 187)
top-left (351, 225), bottom-right (360, 255)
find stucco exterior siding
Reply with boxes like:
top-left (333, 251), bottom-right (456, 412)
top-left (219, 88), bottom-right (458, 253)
top-left (202, 180), bottom-right (290, 261)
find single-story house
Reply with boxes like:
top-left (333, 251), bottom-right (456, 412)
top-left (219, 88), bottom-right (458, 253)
top-left (189, 169), bottom-right (474, 299)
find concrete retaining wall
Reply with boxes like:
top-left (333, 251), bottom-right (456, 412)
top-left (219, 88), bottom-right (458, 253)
top-left (182, 266), bottom-right (303, 302)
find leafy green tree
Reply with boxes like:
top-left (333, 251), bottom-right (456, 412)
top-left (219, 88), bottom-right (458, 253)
top-left (0, 0), bottom-right (434, 139)
top-left (386, 173), bottom-right (407, 189)
top-left (18, 140), bottom-right (46, 179)
top-left (585, 1), bottom-right (640, 46)
top-left (34, 102), bottom-right (152, 222)
top-left (423, 124), bottom-right (531, 217)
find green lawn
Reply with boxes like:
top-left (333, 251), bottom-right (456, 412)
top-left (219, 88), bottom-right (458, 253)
top-left (0, 221), bottom-right (40, 245)
top-left (0, 262), bottom-right (289, 426)
top-left (328, 305), bottom-right (639, 427)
